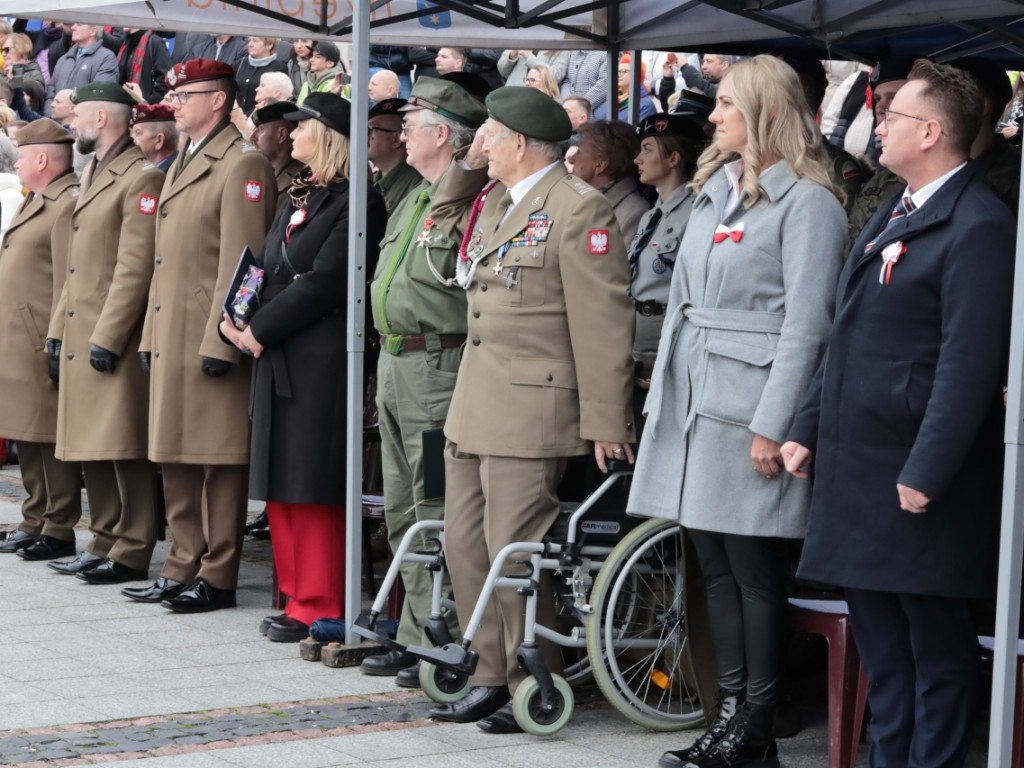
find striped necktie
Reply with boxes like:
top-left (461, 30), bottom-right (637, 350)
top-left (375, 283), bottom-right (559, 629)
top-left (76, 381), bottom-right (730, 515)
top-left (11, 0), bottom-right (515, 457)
top-left (864, 195), bottom-right (915, 253)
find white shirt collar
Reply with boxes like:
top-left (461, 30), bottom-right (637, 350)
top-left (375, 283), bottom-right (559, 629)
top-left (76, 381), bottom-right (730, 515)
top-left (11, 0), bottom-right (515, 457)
top-left (903, 161), bottom-right (967, 212)
top-left (721, 158), bottom-right (777, 220)
top-left (510, 161), bottom-right (559, 207)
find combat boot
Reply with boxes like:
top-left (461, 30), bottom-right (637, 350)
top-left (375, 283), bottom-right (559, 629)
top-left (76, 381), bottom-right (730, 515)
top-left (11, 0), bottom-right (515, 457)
top-left (658, 688), bottom-right (744, 768)
top-left (674, 699), bottom-right (779, 768)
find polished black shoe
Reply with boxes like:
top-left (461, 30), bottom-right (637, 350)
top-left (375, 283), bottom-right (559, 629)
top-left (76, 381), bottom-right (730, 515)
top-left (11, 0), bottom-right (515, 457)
top-left (259, 613), bottom-right (288, 635)
top-left (76, 558), bottom-right (148, 584)
top-left (245, 510), bottom-right (269, 534)
top-left (395, 661), bottom-right (422, 689)
top-left (678, 701), bottom-right (779, 768)
top-left (17, 535), bottom-right (76, 561)
top-left (47, 550), bottom-right (103, 575)
top-left (161, 578), bottom-right (236, 613)
top-left (361, 648), bottom-right (419, 676)
top-left (476, 700), bottom-right (523, 733)
top-left (266, 617), bottom-right (310, 643)
top-left (0, 530), bottom-right (40, 553)
top-left (660, 689), bottom-right (744, 768)
top-left (122, 578), bottom-right (187, 603)
top-left (429, 686), bottom-right (510, 723)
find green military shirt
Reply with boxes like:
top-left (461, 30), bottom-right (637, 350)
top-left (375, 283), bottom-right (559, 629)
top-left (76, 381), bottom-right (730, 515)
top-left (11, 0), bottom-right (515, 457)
top-left (374, 161), bottom-right (424, 217)
top-left (370, 171), bottom-right (468, 346)
top-left (825, 141), bottom-right (870, 215)
top-left (973, 135), bottom-right (1021, 213)
top-left (846, 167), bottom-right (905, 252)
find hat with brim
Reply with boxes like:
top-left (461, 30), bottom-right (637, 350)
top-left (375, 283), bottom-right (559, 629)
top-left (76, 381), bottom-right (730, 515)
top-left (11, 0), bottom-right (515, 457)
top-left (368, 98), bottom-right (407, 120)
top-left (400, 76), bottom-right (487, 128)
top-left (670, 88), bottom-right (714, 120)
top-left (283, 93), bottom-right (351, 136)
top-left (70, 81), bottom-right (139, 107)
top-left (485, 86), bottom-right (572, 142)
top-left (15, 117), bottom-right (73, 146)
top-left (636, 114), bottom-right (707, 146)
top-left (252, 100), bottom-right (298, 127)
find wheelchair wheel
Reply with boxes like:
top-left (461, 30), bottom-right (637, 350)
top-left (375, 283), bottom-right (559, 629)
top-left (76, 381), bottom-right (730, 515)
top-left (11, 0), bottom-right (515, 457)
top-left (586, 518), bottom-right (705, 731)
top-left (512, 674), bottom-right (574, 736)
top-left (419, 661), bottom-right (472, 704)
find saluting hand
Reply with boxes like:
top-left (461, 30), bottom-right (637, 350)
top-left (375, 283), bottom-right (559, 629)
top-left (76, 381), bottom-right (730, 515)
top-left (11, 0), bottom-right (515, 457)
top-left (464, 123), bottom-right (492, 170)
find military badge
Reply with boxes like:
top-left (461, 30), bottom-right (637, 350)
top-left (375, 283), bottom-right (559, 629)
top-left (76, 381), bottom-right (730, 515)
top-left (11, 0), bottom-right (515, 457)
top-left (588, 229), bottom-right (609, 255)
top-left (655, 117), bottom-right (668, 132)
top-left (245, 180), bottom-right (263, 202)
top-left (138, 194), bottom-right (157, 215)
top-left (651, 256), bottom-right (667, 274)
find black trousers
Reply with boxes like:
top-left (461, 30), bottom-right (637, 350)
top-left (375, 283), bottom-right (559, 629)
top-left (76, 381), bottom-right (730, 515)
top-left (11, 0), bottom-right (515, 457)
top-left (688, 529), bottom-right (788, 704)
top-left (845, 588), bottom-right (979, 768)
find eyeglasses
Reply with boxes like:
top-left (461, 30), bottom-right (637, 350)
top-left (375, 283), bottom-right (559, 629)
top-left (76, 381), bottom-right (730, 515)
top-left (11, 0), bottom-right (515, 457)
top-left (883, 109), bottom-right (932, 128)
top-left (617, 68), bottom-right (631, 75)
top-left (368, 126), bottom-right (399, 135)
top-left (524, 77), bottom-right (539, 84)
top-left (400, 120), bottom-right (433, 135)
top-left (167, 89), bottom-right (218, 105)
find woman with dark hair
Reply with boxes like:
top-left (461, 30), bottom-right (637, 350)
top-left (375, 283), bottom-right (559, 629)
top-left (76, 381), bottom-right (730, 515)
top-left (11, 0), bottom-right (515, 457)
top-left (220, 93), bottom-right (386, 643)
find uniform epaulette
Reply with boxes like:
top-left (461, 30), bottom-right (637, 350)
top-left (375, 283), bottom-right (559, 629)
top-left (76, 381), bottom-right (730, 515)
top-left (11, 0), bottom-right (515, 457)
top-left (562, 175), bottom-right (595, 196)
top-left (240, 143), bottom-right (258, 153)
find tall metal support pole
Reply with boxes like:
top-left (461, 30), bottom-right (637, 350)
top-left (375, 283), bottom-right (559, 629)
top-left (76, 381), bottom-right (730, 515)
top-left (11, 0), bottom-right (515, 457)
top-left (627, 48), bottom-right (641, 124)
top-left (987, 168), bottom-right (1024, 766)
top-left (344, 0), bottom-right (370, 645)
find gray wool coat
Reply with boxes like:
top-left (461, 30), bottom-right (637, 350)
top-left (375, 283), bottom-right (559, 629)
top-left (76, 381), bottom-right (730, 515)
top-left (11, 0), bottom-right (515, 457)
top-left (626, 160), bottom-right (846, 538)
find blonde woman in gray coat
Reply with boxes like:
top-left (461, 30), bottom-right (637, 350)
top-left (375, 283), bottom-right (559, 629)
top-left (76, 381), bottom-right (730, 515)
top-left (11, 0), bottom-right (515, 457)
top-left (629, 55), bottom-right (847, 768)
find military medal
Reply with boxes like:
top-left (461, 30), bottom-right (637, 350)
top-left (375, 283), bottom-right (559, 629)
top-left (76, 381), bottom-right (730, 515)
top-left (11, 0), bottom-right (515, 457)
top-left (505, 266), bottom-right (519, 289)
top-left (416, 215), bottom-right (435, 248)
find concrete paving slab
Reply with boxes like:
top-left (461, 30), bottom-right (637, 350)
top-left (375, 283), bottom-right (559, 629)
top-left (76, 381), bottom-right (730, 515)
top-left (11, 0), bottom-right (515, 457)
top-left (216, 740), bottom-right (362, 767)
top-left (0, 700), bottom-right (107, 730)
top-left (98, 752), bottom-right (242, 768)
top-left (318, 729), bottom-right (454, 760)
top-left (84, 691), bottom-right (198, 721)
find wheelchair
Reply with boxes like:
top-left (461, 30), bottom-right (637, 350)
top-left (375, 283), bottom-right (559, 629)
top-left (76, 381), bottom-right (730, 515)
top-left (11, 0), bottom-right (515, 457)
top-left (353, 462), bottom-right (706, 736)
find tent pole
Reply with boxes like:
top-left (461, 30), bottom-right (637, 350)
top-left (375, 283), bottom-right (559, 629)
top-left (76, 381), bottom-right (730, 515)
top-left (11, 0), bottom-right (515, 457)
top-left (627, 48), bottom-right (640, 124)
top-left (988, 167), bottom-right (1024, 767)
top-left (345, 0), bottom-right (371, 646)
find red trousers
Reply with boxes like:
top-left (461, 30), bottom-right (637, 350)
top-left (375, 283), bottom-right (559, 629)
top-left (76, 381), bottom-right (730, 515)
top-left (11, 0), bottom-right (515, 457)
top-left (265, 501), bottom-right (346, 626)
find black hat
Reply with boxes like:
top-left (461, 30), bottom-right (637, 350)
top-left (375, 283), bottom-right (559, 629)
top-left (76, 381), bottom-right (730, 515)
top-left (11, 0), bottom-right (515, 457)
top-left (252, 100), bottom-right (297, 127)
top-left (314, 41), bottom-right (341, 66)
top-left (440, 71), bottom-right (492, 102)
top-left (485, 86), bottom-right (572, 142)
top-left (368, 98), bottom-right (407, 120)
top-left (951, 57), bottom-right (1012, 116)
top-left (870, 58), bottom-right (916, 88)
top-left (636, 114), bottom-right (706, 146)
top-left (283, 93), bottom-right (351, 136)
top-left (670, 88), bottom-right (714, 120)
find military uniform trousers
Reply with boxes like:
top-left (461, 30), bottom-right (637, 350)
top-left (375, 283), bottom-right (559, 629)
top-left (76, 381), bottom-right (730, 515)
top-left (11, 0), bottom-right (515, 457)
top-left (444, 440), bottom-right (566, 692)
top-left (16, 441), bottom-right (82, 542)
top-left (82, 459), bottom-right (160, 571)
top-left (159, 463), bottom-right (249, 590)
top-left (377, 346), bottom-right (463, 648)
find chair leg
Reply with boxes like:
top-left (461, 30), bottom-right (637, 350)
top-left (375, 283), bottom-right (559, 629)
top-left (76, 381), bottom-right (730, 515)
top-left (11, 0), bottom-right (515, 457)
top-left (825, 616), bottom-right (863, 768)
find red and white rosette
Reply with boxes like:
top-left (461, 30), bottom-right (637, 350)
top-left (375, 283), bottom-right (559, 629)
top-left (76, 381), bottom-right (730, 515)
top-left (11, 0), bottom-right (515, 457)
top-left (879, 241), bottom-right (906, 285)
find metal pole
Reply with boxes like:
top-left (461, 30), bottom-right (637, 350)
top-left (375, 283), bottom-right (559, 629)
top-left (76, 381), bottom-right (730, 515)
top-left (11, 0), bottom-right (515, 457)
top-left (344, 0), bottom-right (370, 646)
top-left (627, 48), bottom-right (640, 124)
top-left (987, 167), bottom-right (1024, 767)
top-left (605, 47), bottom-right (618, 120)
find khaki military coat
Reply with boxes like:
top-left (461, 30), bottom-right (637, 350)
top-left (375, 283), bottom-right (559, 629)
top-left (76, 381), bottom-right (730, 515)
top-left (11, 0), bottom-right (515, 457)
top-left (0, 173), bottom-right (76, 442)
top-left (48, 146), bottom-right (163, 460)
top-left (432, 163), bottom-right (636, 458)
top-left (142, 123), bottom-right (276, 464)
top-left (273, 157), bottom-right (303, 208)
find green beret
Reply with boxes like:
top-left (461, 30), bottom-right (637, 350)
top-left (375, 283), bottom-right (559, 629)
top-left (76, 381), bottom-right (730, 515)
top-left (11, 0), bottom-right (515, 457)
top-left (401, 76), bottom-right (486, 128)
top-left (252, 100), bottom-right (296, 127)
top-left (485, 86), bottom-right (571, 142)
top-left (14, 118), bottom-right (74, 146)
top-left (70, 81), bottom-right (139, 107)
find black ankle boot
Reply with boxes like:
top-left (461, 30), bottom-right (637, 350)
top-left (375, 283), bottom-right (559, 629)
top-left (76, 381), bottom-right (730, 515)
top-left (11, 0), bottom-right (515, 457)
top-left (658, 689), bottom-right (745, 768)
top-left (689, 700), bottom-right (779, 768)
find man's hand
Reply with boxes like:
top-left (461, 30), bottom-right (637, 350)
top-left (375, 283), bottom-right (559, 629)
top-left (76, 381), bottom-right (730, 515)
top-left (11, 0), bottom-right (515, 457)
top-left (751, 433), bottom-right (783, 477)
top-left (89, 344), bottom-right (118, 374)
top-left (464, 123), bottom-right (492, 169)
top-left (897, 484), bottom-right (931, 513)
top-left (781, 441), bottom-right (813, 479)
top-left (123, 81), bottom-right (144, 101)
top-left (140, 351), bottom-right (151, 373)
top-left (201, 357), bottom-right (231, 377)
top-left (594, 441), bottom-right (635, 474)
top-left (45, 338), bottom-right (61, 389)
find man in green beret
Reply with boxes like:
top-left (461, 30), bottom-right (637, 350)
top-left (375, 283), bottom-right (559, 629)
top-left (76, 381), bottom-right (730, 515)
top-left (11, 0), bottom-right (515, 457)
top-left (426, 87), bottom-right (636, 732)
top-left (359, 77), bottom-right (485, 686)
top-left (45, 82), bottom-right (165, 584)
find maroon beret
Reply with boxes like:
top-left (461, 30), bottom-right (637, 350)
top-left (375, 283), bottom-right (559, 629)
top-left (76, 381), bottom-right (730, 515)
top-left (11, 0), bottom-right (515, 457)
top-left (165, 59), bottom-right (235, 90)
top-left (131, 102), bottom-right (176, 127)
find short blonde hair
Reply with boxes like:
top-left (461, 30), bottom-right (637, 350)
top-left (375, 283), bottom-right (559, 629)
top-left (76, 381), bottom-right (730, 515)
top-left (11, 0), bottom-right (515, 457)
top-left (252, 36), bottom-right (279, 52)
top-left (259, 71), bottom-right (294, 101)
top-left (304, 118), bottom-right (350, 185)
top-left (691, 54), bottom-right (843, 207)
top-left (2, 34), bottom-right (31, 62)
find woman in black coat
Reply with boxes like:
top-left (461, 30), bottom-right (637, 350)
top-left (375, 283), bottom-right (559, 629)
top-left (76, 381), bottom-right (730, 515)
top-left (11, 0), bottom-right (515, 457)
top-left (221, 92), bottom-right (386, 643)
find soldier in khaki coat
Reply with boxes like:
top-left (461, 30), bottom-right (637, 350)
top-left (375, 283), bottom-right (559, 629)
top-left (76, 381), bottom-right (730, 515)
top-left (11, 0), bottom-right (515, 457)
top-left (249, 101), bottom-right (303, 208)
top-left (45, 83), bottom-right (163, 584)
top-left (0, 120), bottom-right (83, 561)
top-left (127, 59), bottom-right (276, 612)
top-left (427, 88), bottom-right (636, 732)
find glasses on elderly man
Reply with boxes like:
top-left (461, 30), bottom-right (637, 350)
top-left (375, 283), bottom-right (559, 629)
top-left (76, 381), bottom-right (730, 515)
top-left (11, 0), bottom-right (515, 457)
top-left (166, 89), bottom-right (219, 105)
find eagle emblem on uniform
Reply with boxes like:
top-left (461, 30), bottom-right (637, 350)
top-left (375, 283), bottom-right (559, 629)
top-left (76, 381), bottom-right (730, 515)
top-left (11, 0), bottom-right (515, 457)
top-left (655, 117), bottom-right (668, 132)
top-left (588, 230), bottom-right (609, 254)
top-left (138, 194), bottom-right (157, 215)
top-left (245, 180), bottom-right (263, 202)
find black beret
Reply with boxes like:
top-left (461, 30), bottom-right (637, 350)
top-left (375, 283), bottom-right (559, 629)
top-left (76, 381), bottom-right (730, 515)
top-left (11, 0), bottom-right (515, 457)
top-left (870, 58), bottom-right (916, 88)
top-left (636, 114), bottom-right (706, 146)
top-left (485, 86), bottom-right (572, 142)
top-left (368, 98), bottom-right (407, 120)
top-left (252, 100), bottom-right (297, 126)
top-left (283, 92), bottom-right (350, 136)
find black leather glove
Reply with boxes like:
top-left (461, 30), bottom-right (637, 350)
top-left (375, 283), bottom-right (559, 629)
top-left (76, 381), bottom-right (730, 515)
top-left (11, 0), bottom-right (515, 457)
top-left (201, 356), bottom-right (231, 377)
top-left (45, 338), bottom-right (61, 389)
top-left (140, 351), bottom-right (151, 373)
top-left (89, 344), bottom-right (118, 374)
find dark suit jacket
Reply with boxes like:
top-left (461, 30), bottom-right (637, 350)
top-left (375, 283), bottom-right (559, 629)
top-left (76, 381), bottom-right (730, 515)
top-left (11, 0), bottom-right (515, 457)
top-left (791, 162), bottom-right (1015, 598)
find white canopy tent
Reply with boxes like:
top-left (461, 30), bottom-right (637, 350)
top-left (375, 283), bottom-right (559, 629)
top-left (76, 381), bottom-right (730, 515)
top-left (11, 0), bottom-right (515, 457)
top-left (6, 3), bottom-right (1024, 765)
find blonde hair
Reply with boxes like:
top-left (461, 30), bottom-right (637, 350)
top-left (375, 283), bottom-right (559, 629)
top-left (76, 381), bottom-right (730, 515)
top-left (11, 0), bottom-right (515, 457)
top-left (0, 104), bottom-right (17, 134)
top-left (527, 64), bottom-right (561, 101)
top-left (691, 55), bottom-right (844, 208)
top-left (304, 118), bottom-right (350, 185)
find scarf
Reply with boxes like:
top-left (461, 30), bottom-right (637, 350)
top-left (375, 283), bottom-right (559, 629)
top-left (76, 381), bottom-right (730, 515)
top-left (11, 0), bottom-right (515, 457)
top-left (117, 30), bottom-right (152, 86)
top-left (288, 166), bottom-right (318, 210)
top-left (248, 52), bottom-right (278, 68)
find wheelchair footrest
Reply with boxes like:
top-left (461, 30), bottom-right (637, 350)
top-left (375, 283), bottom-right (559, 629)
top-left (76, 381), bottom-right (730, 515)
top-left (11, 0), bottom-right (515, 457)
top-left (406, 642), bottom-right (479, 676)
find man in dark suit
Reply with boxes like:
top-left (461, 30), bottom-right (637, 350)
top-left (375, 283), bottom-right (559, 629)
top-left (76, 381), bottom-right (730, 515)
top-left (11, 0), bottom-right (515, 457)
top-left (782, 59), bottom-right (1015, 768)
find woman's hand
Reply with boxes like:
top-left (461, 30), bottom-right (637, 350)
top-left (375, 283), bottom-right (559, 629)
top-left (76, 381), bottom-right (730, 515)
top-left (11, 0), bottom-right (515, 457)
top-left (220, 313), bottom-right (244, 347)
top-left (1002, 124), bottom-right (1019, 139)
top-left (781, 441), bottom-right (813, 479)
top-left (594, 441), bottom-right (635, 474)
top-left (220, 312), bottom-right (264, 357)
top-left (751, 433), bottom-right (783, 478)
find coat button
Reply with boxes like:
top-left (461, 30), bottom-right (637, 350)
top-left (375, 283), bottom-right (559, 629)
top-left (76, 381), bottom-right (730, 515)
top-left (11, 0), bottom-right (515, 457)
top-left (160, 210), bottom-right (167, 218)
top-left (154, 351), bottom-right (160, 357)
top-left (546, 373), bottom-right (553, 382)
top-left (155, 256), bottom-right (162, 264)
top-left (68, 309), bottom-right (74, 317)
top-left (69, 266), bottom-right (75, 273)
top-left (472, 337), bottom-right (480, 346)
top-left (66, 352), bottom-right (74, 360)
top-left (481, 258), bottom-right (489, 266)
top-left (3, 242), bottom-right (8, 248)
top-left (472, 310), bottom-right (480, 318)
top-left (626, 421), bottom-right (633, 429)
top-left (73, 224), bottom-right (79, 231)
top-left (155, 304), bottom-right (160, 311)
top-left (480, 283), bottom-right (487, 292)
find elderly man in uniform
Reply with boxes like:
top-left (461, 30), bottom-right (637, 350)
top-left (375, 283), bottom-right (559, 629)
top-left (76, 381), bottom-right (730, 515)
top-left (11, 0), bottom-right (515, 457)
top-left (359, 78), bottom-right (485, 686)
top-left (0, 120), bottom-right (83, 560)
top-left (44, 82), bottom-right (164, 585)
top-left (427, 87), bottom-right (635, 732)
top-left (367, 97), bottom-right (422, 215)
top-left (129, 102), bottom-right (179, 173)
top-left (249, 100), bottom-right (302, 207)
top-left (126, 60), bottom-right (276, 611)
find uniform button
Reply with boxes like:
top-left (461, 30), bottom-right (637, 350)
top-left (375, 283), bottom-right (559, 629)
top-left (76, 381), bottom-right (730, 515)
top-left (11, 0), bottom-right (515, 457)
top-left (68, 309), bottom-right (74, 317)
top-left (472, 337), bottom-right (480, 346)
top-left (546, 373), bottom-right (553, 382)
top-left (3, 242), bottom-right (8, 248)
top-left (666, 228), bottom-right (673, 233)
top-left (155, 304), bottom-right (161, 311)
top-left (154, 351), bottom-right (160, 357)
top-left (481, 258), bottom-right (489, 266)
top-left (626, 421), bottom-right (633, 429)
top-left (73, 224), bottom-right (79, 231)
top-left (480, 283), bottom-right (488, 292)
top-left (69, 266), bottom-right (75, 273)
top-left (472, 310), bottom-right (480, 318)
top-left (155, 256), bottom-right (162, 264)
top-left (160, 210), bottom-right (167, 218)
top-left (66, 352), bottom-right (74, 360)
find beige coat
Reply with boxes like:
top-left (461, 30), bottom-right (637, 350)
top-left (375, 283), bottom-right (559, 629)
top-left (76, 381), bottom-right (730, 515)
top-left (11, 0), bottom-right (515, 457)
top-left (434, 163), bottom-right (636, 458)
top-left (48, 147), bottom-right (163, 460)
top-left (142, 124), bottom-right (277, 464)
top-left (0, 174), bottom-right (76, 442)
